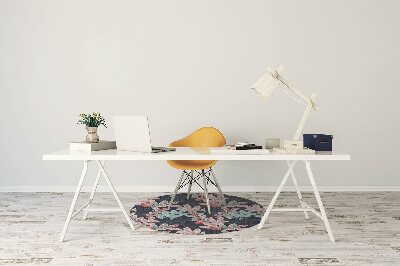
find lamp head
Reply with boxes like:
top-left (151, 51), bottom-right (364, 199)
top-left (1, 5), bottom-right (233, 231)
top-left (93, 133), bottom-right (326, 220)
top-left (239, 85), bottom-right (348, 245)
top-left (250, 66), bottom-right (284, 99)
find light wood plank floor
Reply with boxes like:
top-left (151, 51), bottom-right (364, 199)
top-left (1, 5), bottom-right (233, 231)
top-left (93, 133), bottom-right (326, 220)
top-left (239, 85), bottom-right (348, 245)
top-left (0, 192), bottom-right (399, 265)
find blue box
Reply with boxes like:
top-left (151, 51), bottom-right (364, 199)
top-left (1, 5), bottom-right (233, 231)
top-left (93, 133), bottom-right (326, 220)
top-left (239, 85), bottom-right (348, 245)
top-left (303, 134), bottom-right (333, 151)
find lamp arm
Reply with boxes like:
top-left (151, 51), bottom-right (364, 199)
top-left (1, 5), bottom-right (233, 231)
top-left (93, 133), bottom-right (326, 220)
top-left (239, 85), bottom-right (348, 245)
top-left (268, 68), bottom-right (318, 141)
top-left (276, 76), bottom-right (310, 105)
top-left (293, 93), bottom-right (316, 141)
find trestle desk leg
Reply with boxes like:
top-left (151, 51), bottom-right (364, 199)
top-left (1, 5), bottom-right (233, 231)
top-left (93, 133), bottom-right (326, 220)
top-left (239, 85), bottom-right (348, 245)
top-left (287, 160), bottom-right (309, 220)
top-left (95, 160), bottom-right (135, 231)
top-left (60, 160), bottom-right (88, 242)
top-left (83, 161), bottom-right (105, 220)
top-left (257, 161), bottom-right (296, 229)
top-left (305, 161), bottom-right (335, 242)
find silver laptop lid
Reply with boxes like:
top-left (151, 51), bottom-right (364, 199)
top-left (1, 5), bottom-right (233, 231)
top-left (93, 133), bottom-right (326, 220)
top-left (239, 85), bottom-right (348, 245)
top-left (113, 116), bottom-right (152, 152)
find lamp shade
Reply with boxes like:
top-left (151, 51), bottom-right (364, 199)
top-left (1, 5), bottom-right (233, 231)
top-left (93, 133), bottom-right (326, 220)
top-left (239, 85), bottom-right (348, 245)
top-left (251, 66), bottom-right (313, 108)
top-left (250, 66), bottom-right (283, 99)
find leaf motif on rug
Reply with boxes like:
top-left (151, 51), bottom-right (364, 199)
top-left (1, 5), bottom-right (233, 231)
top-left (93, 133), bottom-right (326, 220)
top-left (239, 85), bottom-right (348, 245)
top-left (130, 193), bottom-right (265, 235)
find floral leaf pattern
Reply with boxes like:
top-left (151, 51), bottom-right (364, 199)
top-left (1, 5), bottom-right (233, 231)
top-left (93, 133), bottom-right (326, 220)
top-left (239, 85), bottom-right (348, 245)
top-left (130, 193), bottom-right (265, 235)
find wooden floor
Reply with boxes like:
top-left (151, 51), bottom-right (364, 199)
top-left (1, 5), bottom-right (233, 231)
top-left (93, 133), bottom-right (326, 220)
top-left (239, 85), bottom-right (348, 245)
top-left (0, 192), bottom-right (399, 265)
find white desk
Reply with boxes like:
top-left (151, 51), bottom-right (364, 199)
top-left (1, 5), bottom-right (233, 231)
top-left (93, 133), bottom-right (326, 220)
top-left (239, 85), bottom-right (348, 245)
top-left (43, 148), bottom-right (350, 242)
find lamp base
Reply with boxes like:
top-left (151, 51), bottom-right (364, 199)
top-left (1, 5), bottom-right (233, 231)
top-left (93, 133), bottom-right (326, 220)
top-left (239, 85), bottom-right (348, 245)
top-left (272, 147), bottom-right (315, 154)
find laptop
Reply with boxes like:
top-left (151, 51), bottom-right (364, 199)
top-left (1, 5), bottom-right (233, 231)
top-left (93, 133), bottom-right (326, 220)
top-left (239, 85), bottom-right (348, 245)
top-left (113, 116), bottom-right (175, 153)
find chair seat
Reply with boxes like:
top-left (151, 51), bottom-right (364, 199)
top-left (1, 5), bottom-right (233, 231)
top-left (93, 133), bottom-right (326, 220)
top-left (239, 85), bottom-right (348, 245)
top-left (167, 127), bottom-right (225, 171)
top-left (167, 160), bottom-right (217, 170)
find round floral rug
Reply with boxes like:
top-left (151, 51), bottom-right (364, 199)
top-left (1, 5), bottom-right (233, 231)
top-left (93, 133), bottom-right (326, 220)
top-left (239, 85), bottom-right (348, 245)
top-left (130, 193), bottom-right (265, 234)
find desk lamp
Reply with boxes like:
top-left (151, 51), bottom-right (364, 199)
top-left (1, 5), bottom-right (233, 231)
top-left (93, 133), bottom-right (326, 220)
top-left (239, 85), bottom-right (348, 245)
top-left (251, 66), bottom-right (317, 153)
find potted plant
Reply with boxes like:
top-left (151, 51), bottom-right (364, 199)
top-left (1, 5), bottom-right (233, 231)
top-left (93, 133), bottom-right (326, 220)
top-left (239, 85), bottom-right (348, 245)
top-left (77, 112), bottom-right (107, 143)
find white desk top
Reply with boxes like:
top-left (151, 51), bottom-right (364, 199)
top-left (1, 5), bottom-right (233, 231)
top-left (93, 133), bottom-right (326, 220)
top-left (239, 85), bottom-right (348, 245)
top-left (43, 148), bottom-right (350, 161)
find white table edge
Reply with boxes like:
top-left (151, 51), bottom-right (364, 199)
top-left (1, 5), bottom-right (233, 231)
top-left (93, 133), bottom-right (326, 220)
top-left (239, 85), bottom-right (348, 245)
top-left (42, 148), bottom-right (350, 161)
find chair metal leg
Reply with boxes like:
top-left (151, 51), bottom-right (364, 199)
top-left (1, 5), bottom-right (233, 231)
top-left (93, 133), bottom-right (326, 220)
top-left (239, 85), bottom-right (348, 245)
top-left (187, 170), bottom-right (193, 200)
top-left (202, 170), bottom-right (211, 214)
top-left (171, 168), bottom-right (223, 213)
top-left (305, 161), bottom-right (335, 242)
top-left (83, 161), bottom-right (105, 220)
top-left (287, 161), bottom-right (309, 220)
top-left (210, 168), bottom-right (226, 205)
top-left (169, 171), bottom-right (185, 207)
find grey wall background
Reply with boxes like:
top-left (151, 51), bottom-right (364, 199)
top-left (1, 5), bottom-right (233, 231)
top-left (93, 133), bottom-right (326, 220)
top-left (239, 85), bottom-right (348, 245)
top-left (1, 0), bottom-right (399, 190)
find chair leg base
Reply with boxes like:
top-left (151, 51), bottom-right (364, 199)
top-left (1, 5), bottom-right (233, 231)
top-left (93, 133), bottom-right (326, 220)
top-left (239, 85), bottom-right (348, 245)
top-left (169, 168), bottom-right (225, 213)
top-left (187, 170), bottom-right (193, 200)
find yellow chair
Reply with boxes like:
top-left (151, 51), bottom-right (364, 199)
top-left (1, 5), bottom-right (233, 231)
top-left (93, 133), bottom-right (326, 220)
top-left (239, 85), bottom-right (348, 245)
top-left (167, 127), bottom-right (226, 213)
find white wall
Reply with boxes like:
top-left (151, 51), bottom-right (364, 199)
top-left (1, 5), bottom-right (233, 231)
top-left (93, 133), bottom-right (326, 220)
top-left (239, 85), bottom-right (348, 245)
top-left (1, 0), bottom-right (399, 190)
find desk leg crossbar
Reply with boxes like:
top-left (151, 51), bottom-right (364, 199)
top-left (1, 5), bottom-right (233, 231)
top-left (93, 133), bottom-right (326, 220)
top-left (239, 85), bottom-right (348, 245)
top-left (59, 160), bottom-right (134, 242)
top-left (257, 160), bottom-right (335, 242)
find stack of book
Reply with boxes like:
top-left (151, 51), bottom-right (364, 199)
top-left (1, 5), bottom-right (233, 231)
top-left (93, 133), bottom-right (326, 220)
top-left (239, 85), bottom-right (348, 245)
top-left (70, 140), bottom-right (117, 151)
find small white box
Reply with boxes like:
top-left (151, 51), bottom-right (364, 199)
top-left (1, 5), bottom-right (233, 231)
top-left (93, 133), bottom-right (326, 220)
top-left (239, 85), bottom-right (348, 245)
top-left (265, 138), bottom-right (280, 149)
top-left (284, 140), bottom-right (303, 150)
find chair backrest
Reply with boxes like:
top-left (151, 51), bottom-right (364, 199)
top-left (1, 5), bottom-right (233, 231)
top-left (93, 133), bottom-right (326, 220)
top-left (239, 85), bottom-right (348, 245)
top-left (169, 127), bottom-right (226, 148)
